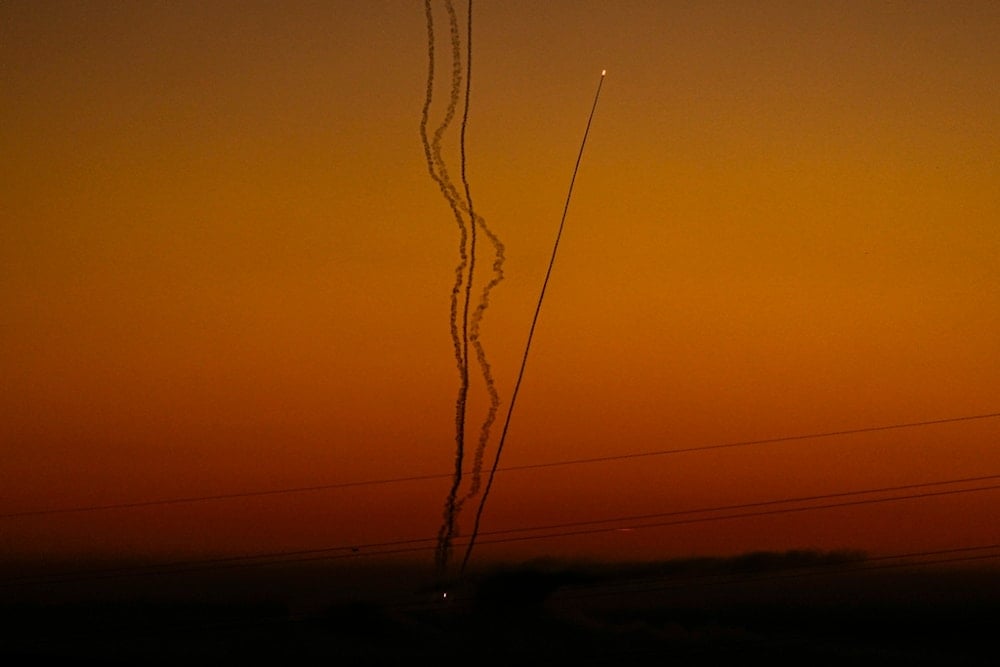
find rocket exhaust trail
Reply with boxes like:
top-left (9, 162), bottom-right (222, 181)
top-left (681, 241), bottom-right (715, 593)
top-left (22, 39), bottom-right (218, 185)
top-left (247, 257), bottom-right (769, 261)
top-left (461, 220), bottom-right (505, 504)
top-left (437, 0), bottom-right (475, 573)
top-left (444, 0), bottom-right (509, 572)
top-left (460, 69), bottom-right (607, 574)
top-left (423, 0), bottom-right (507, 575)
top-left (454, 1), bottom-right (506, 512)
top-left (420, 0), bottom-right (471, 574)
top-left (435, 0), bottom-right (507, 575)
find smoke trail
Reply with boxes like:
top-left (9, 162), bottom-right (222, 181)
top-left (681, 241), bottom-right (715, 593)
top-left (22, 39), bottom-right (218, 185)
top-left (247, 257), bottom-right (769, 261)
top-left (420, 0), bottom-right (471, 573)
top-left (458, 0), bottom-right (477, 389)
top-left (453, 0), bottom-right (479, 511)
top-left (437, 0), bottom-right (469, 574)
top-left (423, 1), bottom-right (507, 574)
top-left (461, 71), bottom-right (607, 574)
top-left (453, 0), bottom-right (506, 511)
top-left (461, 219), bottom-right (505, 501)
top-left (419, 2), bottom-right (465, 398)
top-left (447, 0), bottom-right (507, 567)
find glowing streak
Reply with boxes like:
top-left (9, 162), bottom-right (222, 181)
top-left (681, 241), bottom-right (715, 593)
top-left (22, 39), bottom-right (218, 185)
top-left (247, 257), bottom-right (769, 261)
top-left (460, 70), bottom-right (606, 573)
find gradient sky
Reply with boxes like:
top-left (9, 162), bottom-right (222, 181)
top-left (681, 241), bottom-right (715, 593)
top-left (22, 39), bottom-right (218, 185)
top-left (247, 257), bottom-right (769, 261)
top-left (2, 1), bottom-right (999, 569)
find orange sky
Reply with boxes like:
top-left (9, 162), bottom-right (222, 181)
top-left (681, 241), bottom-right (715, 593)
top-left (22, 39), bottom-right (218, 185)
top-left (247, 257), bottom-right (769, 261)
top-left (2, 1), bottom-right (999, 571)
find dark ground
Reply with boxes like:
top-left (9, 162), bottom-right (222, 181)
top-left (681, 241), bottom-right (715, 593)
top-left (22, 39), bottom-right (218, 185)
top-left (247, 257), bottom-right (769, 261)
top-left (2, 551), bottom-right (998, 665)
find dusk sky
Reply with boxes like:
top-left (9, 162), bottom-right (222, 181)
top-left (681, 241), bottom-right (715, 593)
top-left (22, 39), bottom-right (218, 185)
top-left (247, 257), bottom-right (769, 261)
top-left (3, 1), bottom-right (998, 570)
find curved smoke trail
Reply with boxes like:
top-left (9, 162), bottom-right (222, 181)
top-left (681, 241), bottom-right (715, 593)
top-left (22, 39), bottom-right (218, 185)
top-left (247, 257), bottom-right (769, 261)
top-left (423, 0), bottom-right (507, 574)
top-left (452, 0), bottom-right (506, 515)
top-left (453, 0), bottom-right (479, 519)
top-left (461, 219), bottom-right (505, 503)
top-left (447, 0), bottom-right (507, 568)
top-left (420, 0), bottom-right (470, 573)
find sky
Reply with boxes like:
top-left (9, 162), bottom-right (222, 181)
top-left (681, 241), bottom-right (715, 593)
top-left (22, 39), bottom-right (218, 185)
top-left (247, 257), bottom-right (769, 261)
top-left (2, 1), bottom-right (999, 572)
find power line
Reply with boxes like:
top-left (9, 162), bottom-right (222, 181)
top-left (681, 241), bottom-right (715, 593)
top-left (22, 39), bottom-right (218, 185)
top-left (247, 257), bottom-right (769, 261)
top-left (507, 411), bottom-right (1000, 472)
top-left (4, 410), bottom-right (997, 520)
top-left (5, 472), bottom-right (998, 587)
top-left (471, 481), bottom-right (1000, 548)
top-left (0, 471), bottom-right (452, 519)
top-left (463, 472), bottom-right (1000, 538)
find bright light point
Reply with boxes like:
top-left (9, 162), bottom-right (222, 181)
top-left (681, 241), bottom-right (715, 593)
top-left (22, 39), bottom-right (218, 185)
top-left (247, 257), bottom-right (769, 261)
top-left (602, 69), bottom-right (606, 76)
top-left (442, 592), bottom-right (448, 599)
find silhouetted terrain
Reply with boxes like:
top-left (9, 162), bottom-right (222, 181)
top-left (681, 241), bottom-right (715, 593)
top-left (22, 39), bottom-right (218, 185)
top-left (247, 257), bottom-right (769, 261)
top-left (2, 551), bottom-right (998, 665)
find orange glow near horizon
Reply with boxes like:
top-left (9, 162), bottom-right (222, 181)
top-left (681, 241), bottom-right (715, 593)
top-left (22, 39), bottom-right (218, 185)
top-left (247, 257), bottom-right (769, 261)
top-left (2, 2), bottom-right (999, 571)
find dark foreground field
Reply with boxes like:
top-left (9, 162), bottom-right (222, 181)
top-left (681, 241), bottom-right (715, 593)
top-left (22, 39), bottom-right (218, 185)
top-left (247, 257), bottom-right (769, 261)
top-left (2, 551), bottom-right (998, 665)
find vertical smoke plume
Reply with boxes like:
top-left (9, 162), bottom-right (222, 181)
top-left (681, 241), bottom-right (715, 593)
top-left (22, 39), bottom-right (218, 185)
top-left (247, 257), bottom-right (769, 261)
top-left (452, 0), bottom-right (506, 518)
top-left (454, 0), bottom-right (479, 517)
top-left (422, 0), bottom-right (507, 575)
top-left (461, 220), bottom-right (505, 502)
top-left (421, 0), bottom-right (470, 573)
